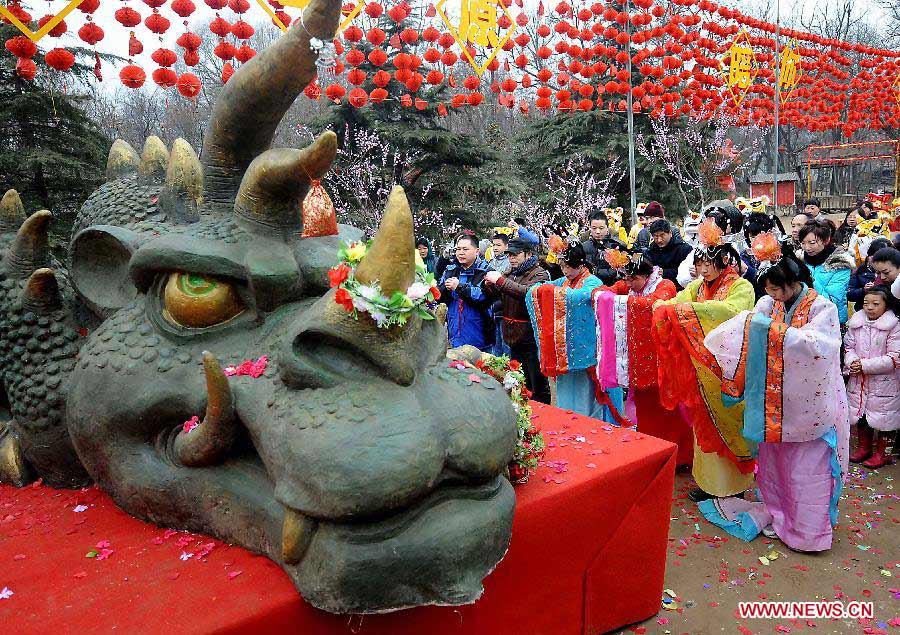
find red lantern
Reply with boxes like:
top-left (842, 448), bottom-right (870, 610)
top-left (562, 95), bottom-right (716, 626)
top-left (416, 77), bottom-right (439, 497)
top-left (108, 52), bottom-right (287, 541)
top-left (370, 87), bottom-right (388, 103)
top-left (231, 20), bottom-right (254, 39)
top-left (426, 70), bottom-right (443, 84)
top-left (228, 0), bottom-right (250, 12)
top-left (372, 69), bottom-right (391, 87)
top-left (368, 48), bottom-right (387, 66)
top-left (467, 92), bottom-right (484, 106)
top-left (171, 0), bottom-right (196, 16)
top-left (347, 68), bottom-right (366, 85)
top-left (399, 28), bottom-right (418, 44)
top-left (209, 16), bottom-right (232, 37)
top-left (325, 83), bottom-right (346, 101)
top-left (387, 3), bottom-right (406, 22)
top-left (303, 79), bottom-right (320, 99)
top-left (235, 44), bottom-right (255, 63)
top-left (177, 72), bottom-right (202, 98)
top-left (364, 1), bottom-right (383, 18)
top-left (222, 62), bottom-right (234, 83)
top-left (176, 31), bottom-right (202, 50)
top-left (151, 47), bottom-right (178, 66)
top-left (152, 67), bottom-right (178, 87)
top-left (3, 3), bottom-right (31, 22)
top-left (437, 32), bottom-right (455, 48)
top-left (5, 36), bottom-right (37, 59)
top-left (214, 41), bottom-right (237, 60)
top-left (36, 14), bottom-right (68, 36)
top-left (183, 49), bottom-right (200, 66)
top-left (15, 57), bottom-right (36, 81)
top-left (348, 87), bottom-right (368, 107)
top-left (129, 32), bottom-right (143, 56)
top-left (343, 25), bottom-right (363, 42)
top-left (145, 12), bottom-right (170, 34)
top-left (206, 0), bottom-right (227, 7)
top-left (78, 0), bottom-right (100, 13)
top-left (78, 22), bottom-right (104, 45)
top-left (120, 64), bottom-right (146, 88)
top-left (114, 7), bottom-right (141, 27)
top-left (440, 50), bottom-right (457, 66)
top-left (366, 27), bottom-right (386, 46)
top-left (45, 48), bottom-right (75, 72)
top-left (345, 48), bottom-right (365, 65)
top-left (273, 10), bottom-right (290, 26)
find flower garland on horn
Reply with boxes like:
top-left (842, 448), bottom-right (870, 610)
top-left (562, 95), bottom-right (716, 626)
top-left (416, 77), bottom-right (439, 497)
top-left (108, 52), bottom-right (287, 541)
top-left (329, 240), bottom-right (439, 328)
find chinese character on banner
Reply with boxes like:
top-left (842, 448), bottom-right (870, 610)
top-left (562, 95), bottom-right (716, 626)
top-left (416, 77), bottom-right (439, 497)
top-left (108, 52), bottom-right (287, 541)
top-left (436, 0), bottom-right (516, 75)
top-left (721, 29), bottom-right (758, 107)
top-left (460, 0), bottom-right (500, 47)
top-left (778, 41), bottom-right (801, 104)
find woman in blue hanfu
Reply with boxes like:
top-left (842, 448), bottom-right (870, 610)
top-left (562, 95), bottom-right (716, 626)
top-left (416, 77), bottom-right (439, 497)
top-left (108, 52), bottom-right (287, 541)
top-left (526, 241), bottom-right (626, 423)
top-left (699, 234), bottom-right (850, 552)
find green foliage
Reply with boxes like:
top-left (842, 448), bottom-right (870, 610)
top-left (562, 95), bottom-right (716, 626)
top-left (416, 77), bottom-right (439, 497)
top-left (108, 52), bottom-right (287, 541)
top-left (512, 110), bottom-right (688, 222)
top-left (0, 22), bottom-right (112, 247)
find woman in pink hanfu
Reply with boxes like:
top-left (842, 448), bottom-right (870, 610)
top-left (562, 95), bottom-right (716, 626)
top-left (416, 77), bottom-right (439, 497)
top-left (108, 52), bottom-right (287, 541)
top-left (699, 237), bottom-right (850, 552)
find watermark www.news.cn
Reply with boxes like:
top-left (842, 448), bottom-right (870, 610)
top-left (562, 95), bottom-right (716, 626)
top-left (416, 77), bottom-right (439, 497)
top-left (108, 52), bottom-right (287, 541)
top-left (738, 601), bottom-right (874, 620)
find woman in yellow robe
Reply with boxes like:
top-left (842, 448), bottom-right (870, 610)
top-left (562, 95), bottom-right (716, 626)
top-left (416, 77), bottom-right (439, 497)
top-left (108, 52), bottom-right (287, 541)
top-left (654, 216), bottom-right (757, 501)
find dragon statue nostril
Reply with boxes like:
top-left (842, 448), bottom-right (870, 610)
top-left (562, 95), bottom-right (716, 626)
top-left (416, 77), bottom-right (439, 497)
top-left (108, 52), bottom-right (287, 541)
top-left (0, 0), bottom-right (517, 614)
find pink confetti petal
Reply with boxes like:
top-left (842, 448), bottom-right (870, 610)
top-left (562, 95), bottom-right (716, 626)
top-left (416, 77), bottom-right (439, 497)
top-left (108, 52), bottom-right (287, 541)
top-left (227, 570), bottom-right (243, 579)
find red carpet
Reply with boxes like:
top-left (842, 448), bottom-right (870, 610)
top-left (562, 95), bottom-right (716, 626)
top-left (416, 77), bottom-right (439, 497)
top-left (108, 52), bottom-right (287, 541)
top-left (0, 403), bottom-right (675, 634)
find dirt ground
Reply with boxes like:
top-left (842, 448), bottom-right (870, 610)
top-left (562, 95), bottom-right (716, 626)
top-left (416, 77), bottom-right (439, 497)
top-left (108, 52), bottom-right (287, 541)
top-left (618, 461), bottom-right (899, 635)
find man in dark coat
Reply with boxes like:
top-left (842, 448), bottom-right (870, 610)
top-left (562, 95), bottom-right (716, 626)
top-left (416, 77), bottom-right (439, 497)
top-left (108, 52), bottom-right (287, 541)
top-left (633, 200), bottom-right (682, 251)
top-left (643, 219), bottom-right (693, 288)
top-left (484, 238), bottom-right (551, 403)
top-left (580, 210), bottom-right (625, 285)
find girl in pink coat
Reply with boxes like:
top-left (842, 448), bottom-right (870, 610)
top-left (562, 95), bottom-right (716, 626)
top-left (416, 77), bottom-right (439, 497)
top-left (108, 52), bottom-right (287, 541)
top-left (844, 286), bottom-right (900, 468)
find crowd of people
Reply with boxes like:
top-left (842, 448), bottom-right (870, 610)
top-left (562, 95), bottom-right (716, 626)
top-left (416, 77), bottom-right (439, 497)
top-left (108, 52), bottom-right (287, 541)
top-left (416, 195), bottom-right (900, 553)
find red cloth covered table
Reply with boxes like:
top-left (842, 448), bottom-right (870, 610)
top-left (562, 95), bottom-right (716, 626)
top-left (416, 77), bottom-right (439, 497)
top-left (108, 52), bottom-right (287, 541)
top-left (0, 403), bottom-right (675, 634)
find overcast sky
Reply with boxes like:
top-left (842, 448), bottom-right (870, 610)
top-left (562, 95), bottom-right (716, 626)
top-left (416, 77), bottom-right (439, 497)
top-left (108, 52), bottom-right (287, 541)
top-left (39, 0), bottom-right (893, 87)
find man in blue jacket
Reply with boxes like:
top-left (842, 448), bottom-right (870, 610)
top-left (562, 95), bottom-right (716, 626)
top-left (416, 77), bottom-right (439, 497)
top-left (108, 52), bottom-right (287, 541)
top-left (439, 234), bottom-right (494, 350)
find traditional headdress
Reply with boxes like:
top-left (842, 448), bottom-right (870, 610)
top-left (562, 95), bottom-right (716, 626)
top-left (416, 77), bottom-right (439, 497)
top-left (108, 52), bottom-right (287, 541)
top-left (603, 247), bottom-right (631, 273)
top-left (750, 231), bottom-right (782, 280)
top-left (694, 199), bottom-right (745, 262)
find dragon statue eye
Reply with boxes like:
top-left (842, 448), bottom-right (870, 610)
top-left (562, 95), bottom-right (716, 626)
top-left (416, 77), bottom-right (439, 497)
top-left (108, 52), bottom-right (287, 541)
top-left (162, 272), bottom-right (244, 328)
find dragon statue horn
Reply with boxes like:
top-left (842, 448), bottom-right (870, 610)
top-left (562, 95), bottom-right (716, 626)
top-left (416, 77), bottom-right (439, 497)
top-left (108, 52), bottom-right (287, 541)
top-left (160, 138), bottom-right (204, 223)
top-left (201, 0), bottom-right (342, 212)
top-left (21, 268), bottom-right (62, 313)
top-left (106, 139), bottom-right (140, 181)
top-left (139, 136), bottom-right (169, 182)
top-left (6, 210), bottom-right (51, 279)
top-left (354, 186), bottom-right (416, 296)
top-left (233, 132), bottom-right (336, 233)
top-left (0, 189), bottom-right (26, 233)
top-left (173, 351), bottom-right (238, 467)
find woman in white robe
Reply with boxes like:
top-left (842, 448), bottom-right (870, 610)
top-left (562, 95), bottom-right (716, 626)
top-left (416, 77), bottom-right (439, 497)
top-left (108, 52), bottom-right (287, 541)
top-left (700, 243), bottom-right (849, 552)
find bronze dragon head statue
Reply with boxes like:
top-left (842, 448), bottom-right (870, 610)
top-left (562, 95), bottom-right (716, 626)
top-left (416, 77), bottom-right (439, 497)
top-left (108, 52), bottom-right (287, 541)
top-left (0, 0), bottom-right (516, 613)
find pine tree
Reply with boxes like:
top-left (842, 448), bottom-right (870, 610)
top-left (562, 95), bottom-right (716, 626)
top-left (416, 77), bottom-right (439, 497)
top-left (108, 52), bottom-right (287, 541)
top-left (310, 8), bottom-right (521, 235)
top-left (0, 21), bottom-right (111, 246)
top-left (512, 110), bottom-right (685, 222)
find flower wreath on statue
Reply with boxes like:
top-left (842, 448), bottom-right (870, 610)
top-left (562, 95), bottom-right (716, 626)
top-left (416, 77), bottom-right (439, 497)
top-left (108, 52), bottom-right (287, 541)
top-left (329, 240), bottom-right (440, 328)
top-left (447, 349), bottom-right (546, 484)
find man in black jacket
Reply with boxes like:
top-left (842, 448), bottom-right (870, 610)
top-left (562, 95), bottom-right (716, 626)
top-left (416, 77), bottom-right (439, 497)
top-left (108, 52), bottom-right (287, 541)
top-left (643, 219), bottom-right (693, 288)
top-left (580, 210), bottom-right (625, 285)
